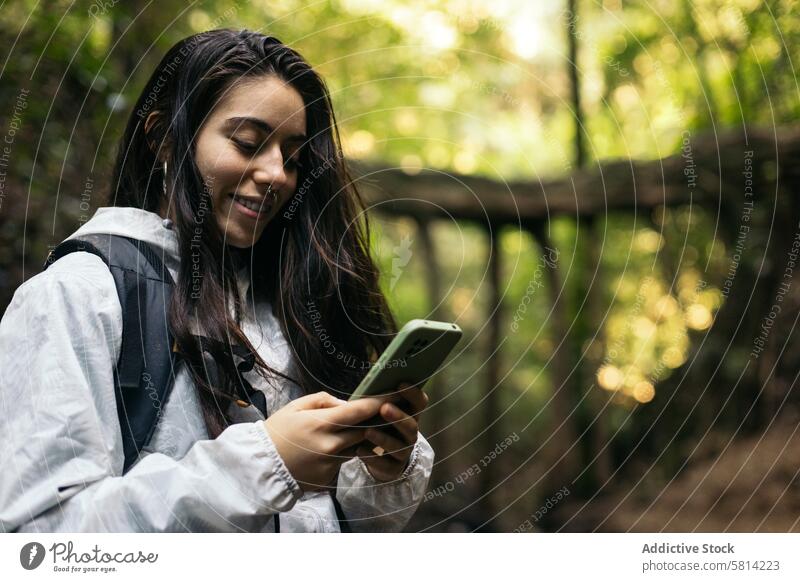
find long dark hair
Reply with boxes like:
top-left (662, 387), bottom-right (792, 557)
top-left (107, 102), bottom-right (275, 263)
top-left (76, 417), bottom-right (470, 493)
top-left (110, 28), bottom-right (396, 437)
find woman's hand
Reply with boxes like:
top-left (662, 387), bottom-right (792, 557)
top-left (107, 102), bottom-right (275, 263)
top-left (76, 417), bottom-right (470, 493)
top-left (356, 384), bottom-right (429, 482)
top-left (263, 391), bottom-right (390, 493)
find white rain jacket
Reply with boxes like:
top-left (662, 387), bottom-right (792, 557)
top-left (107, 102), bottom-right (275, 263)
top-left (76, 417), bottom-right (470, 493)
top-left (0, 207), bottom-right (434, 532)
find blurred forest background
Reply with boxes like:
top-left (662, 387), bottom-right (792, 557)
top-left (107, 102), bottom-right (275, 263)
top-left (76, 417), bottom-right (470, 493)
top-left (2, 0), bottom-right (800, 532)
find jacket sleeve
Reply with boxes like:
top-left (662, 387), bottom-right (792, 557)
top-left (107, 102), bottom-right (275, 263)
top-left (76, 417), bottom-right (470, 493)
top-left (0, 253), bottom-right (303, 532)
top-left (336, 430), bottom-right (434, 532)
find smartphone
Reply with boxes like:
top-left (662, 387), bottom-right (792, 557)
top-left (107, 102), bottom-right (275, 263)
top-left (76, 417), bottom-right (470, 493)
top-left (349, 319), bottom-right (462, 401)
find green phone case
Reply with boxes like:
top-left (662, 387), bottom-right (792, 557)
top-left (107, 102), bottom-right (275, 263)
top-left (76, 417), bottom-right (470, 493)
top-left (349, 319), bottom-right (462, 400)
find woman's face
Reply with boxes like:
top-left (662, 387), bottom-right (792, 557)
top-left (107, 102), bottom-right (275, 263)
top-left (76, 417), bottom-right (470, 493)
top-left (193, 74), bottom-right (307, 248)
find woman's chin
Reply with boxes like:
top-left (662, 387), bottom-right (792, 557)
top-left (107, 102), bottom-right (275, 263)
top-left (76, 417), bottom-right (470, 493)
top-left (217, 219), bottom-right (266, 249)
top-left (224, 233), bottom-right (259, 249)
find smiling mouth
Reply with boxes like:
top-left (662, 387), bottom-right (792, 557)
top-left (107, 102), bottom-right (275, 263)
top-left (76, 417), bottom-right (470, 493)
top-left (229, 192), bottom-right (272, 219)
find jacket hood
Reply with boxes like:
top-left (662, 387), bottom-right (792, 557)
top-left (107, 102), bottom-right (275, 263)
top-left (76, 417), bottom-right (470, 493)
top-left (67, 206), bottom-right (251, 297)
top-left (67, 206), bottom-right (180, 276)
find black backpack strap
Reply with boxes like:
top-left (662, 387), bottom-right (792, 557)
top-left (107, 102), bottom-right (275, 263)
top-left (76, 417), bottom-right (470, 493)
top-left (44, 234), bottom-right (177, 474)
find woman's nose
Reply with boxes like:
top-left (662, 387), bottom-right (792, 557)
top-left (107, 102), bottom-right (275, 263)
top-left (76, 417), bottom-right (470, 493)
top-left (252, 145), bottom-right (288, 189)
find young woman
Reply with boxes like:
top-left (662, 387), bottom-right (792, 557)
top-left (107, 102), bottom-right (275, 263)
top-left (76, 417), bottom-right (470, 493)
top-left (0, 29), bottom-right (433, 532)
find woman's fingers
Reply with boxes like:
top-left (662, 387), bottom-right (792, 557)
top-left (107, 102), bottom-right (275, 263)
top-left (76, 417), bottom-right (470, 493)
top-left (330, 427), bottom-right (368, 453)
top-left (363, 425), bottom-right (413, 461)
top-left (292, 391), bottom-right (346, 411)
top-left (379, 402), bottom-right (419, 444)
top-left (394, 384), bottom-right (429, 419)
top-left (319, 396), bottom-right (387, 428)
top-left (319, 427), bottom-right (372, 459)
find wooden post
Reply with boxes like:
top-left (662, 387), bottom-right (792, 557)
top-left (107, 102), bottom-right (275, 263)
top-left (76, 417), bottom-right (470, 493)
top-left (528, 222), bottom-right (580, 488)
top-left (583, 215), bottom-right (613, 485)
top-left (413, 215), bottom-right (449, 473)
top-left (477, 222), bottom-right (503, 530)
top-left (566, 0), bottom-right (612, 489)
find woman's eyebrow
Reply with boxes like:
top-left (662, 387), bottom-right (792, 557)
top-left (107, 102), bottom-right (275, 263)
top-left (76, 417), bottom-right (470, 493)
top-left (224, 116), bottom-right (307, 144)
